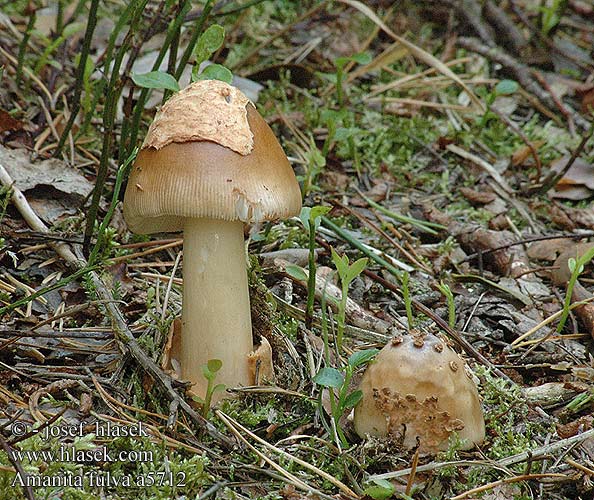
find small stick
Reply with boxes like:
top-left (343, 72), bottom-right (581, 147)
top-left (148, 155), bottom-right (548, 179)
top-left (538, 122), bottom-right (594, 195)
top-left (0, 432), bottom-right (35, 500)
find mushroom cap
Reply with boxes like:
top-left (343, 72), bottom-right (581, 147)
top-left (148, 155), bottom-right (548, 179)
top-left (123, 80), bottom-right (302, 234)
top-left (353, 332), bottom-right (485, 452)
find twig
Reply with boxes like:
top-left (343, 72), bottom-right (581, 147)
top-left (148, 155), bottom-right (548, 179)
top-left (538, 122), bottom-right (594, 195)
top-left (0, 432), bottom-right (35, 500)
top-left (372, 427), bottom-right (594, 482)
top-left (446, 144), bottom-right (513, 194)
top-left (451, 473), bottom-right (569, 500)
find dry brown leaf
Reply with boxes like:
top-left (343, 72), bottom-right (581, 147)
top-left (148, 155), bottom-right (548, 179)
top-left (0, 109), bottom-right (24, 134)
top-left (526, 238), bottom-right (576, 262)
top-left (550, 157), bottom-right (594, 200)
top-left (460, 187), bottom-right (497, 205)
top-left (511, 141), bottom-right (544, 166)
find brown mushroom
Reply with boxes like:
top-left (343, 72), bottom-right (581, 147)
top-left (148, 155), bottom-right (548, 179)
top-left (353, 332), bottom-right (485, 453)
top-left (123, 80), bottom-right (301, 400)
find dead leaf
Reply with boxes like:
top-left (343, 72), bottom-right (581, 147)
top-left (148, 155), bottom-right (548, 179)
top-left (551, 242), bottom-right (594, 285)
top-left (550, 157), bottom-right (594, 200)
top-left (510, 141), bottom-right (544, 166)
top-left (460, 186), bottom-right (496, 205)
top-left (527, 238), bottom-right (576, 262)
top-left (0, 145), bottom-right (93, 222)
top-left (0, 109), bottom-right (24, 134)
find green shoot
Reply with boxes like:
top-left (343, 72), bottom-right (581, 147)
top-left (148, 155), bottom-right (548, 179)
top-left (357, 192), bottom-right (445, 235)
top-left (436, 280), bottom-right (456, 329)
top-left (191, 24), bottom-right (233, 84)
top-left (331, 248), bottom-right (367, 350)
top-left (401, 271), bottom-right (414, 328)
top-left (88, 148), bottom-right (138, 265)
top-left (556, 246), bottom-right (594, 334)
top-left (299, 206), bottom-right (331, 328)
top-left (314, 348), bottom-right (378, 449)
top-left (34, 22), bottom-right (85, 75)
top-left (193, 359), bottom-right (225, 418)
top-left (539, 0), bottom-right (565, 36)
top-left (334, 52), bottom-right (371, 107)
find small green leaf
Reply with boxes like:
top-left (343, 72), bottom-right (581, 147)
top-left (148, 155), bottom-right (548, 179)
top-left (299, 207), bottom-right (311, 230)
top-left (331, 248), bottom-right (349, 279)
top-left (198, 64), bottom-right (233, 84)
top-left (342, 390), bottom-right (363, 410)
top-left (495, 79), bottom-right (518, 96)
top-left (363, 478), bottom-right (396, 500)
top-left (348, 348), bottom-right (379, 369)
top-left (213, 383), bottom-right (226, 394)
top-left (207, 359), bottom-right (222, 373)
top-left (346, 257), bottom-right (367, 284)
top-left (195, 24), bottom-right (226, 66)
top-left (201, 365), bottom-right (213, 380)
top-left (131, 71), bottom-right (180, 91)
top-left (335, 52), bottom-right (372, 69)
top-left (301, 205), bottom-right (331, 231)
top-left (350, 52), bottom-right (372, 65)
top-left (313, 367), bottom-right (344, 388)
top-left (285, 264), bottom-right (308, 282)
top-left (309, 205), bottom-right (331, 221)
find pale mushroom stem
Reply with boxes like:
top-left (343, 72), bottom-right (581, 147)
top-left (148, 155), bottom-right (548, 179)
top-left (180, 218), bottom-right (253, 399)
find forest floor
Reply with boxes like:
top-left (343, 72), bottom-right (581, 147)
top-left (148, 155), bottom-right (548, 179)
top-left (1, 1), bottom-right (594, 499)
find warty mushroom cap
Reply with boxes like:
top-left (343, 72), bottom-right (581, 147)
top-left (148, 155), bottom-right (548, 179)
top-left (353, 332), bottom-right (485, 453)
top-left (123, 79), bottom-right (302, 234)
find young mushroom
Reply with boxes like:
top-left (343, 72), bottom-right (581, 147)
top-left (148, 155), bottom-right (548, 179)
top-left (123, 80), bottom-right (302, 399)
top-left (353, 331), bottom-right (485, 453)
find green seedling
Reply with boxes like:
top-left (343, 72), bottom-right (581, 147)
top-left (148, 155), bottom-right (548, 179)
top-left (15, 9), bottom-right (36, 86)
top-left (193, 359), bottom-right (225, 418)
top-left (331, 248), bottom-right (367, 350)
top-left (556, 245), bottom-right (594, 334)
top-left (334, 52), bottom-right (371, 107)
top-left (539, 0), bottom-right (566, 36)
top-left (79, 56), bottom-right (95, 121)
top-left (296, 206), bottom-right (332, 328)
top-left (313, 52), bottom-right (371, 175)
top-left (401, 271), bottom-right (414, 328)
top-left (314, 348), bottom-right (378, 449)
top-left (436, 280), bottom-right (456, 329)
top-left (192, 24), bottom-right (233, 84)
top-left (479, 79), bottom-right (519, 127)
